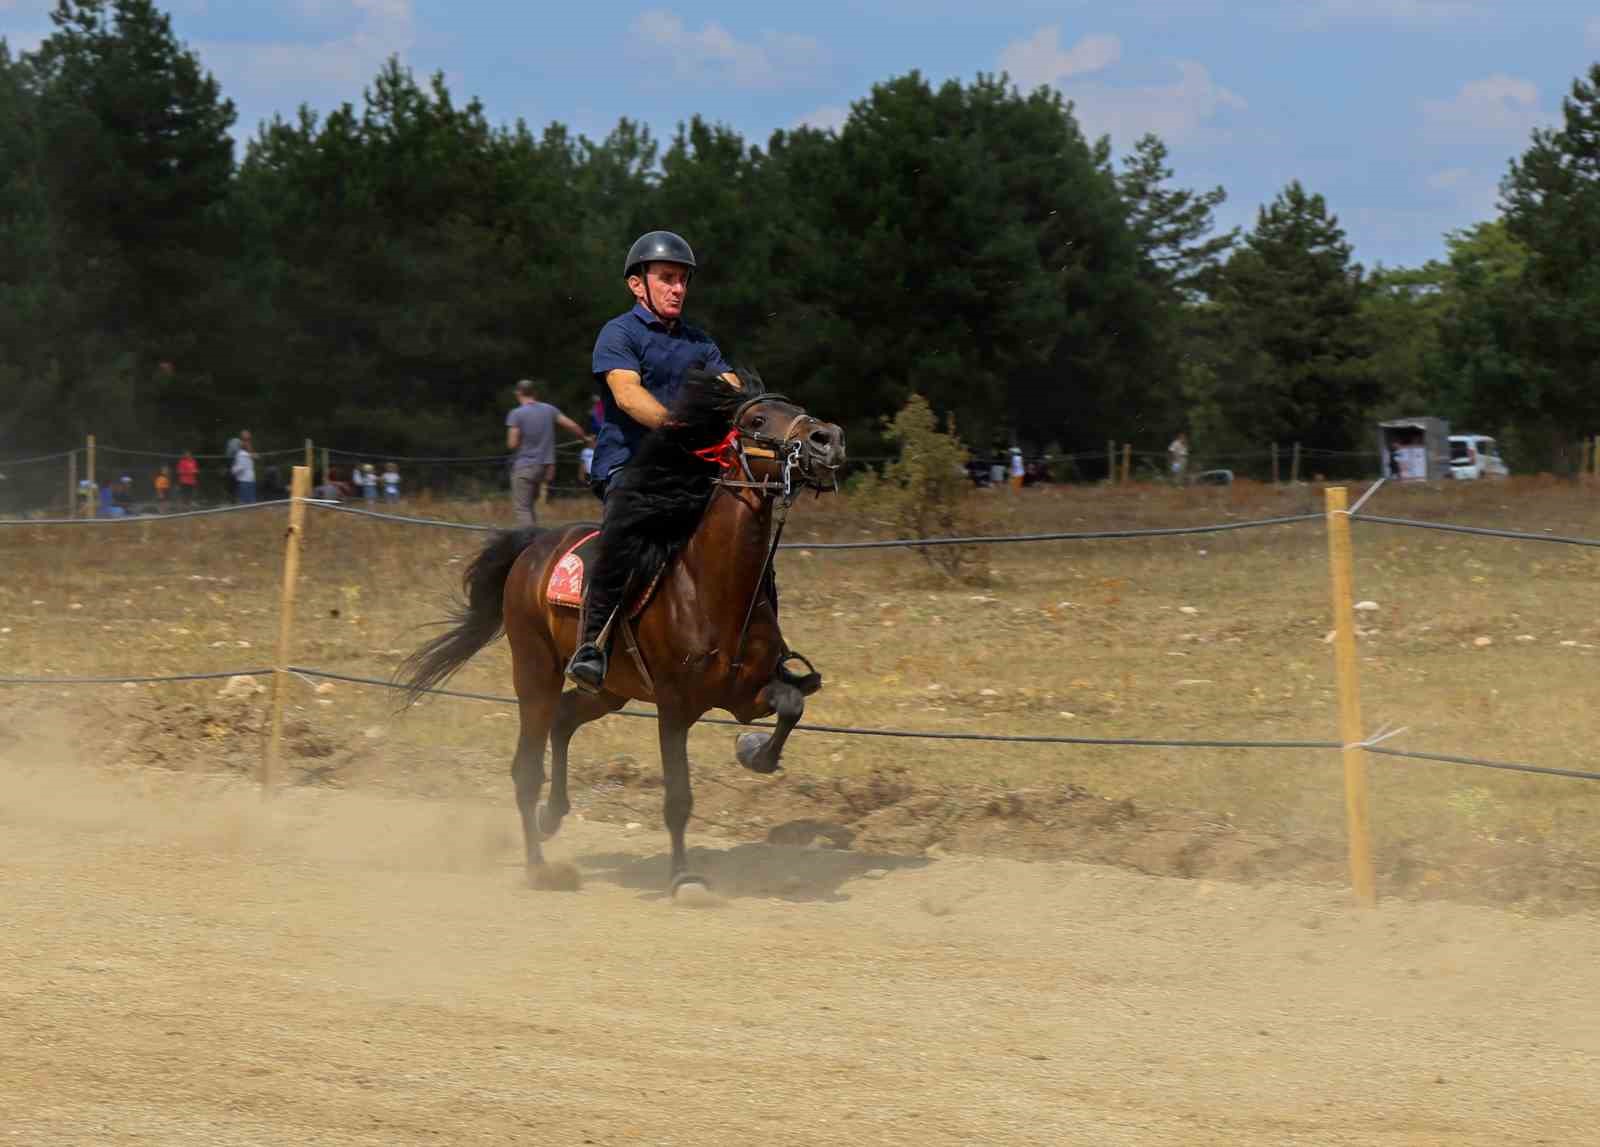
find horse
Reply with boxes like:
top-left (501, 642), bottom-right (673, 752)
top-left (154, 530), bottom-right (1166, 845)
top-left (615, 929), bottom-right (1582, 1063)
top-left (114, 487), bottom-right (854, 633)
top-left (396, 371), bottom-right (846, 899)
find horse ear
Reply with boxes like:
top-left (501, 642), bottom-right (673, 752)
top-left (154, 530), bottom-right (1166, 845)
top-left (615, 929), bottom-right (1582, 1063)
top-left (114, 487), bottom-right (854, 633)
top-left (733, 365), bottom-right (765, 397)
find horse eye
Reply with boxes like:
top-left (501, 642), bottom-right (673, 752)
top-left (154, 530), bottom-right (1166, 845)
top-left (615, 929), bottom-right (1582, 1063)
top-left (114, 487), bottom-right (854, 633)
top-left (751, 416), bottom-right (765, 428)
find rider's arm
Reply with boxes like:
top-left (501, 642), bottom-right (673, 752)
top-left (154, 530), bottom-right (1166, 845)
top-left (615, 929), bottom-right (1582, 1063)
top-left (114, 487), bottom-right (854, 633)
top-left (604, 370), bottom-right (670, 430)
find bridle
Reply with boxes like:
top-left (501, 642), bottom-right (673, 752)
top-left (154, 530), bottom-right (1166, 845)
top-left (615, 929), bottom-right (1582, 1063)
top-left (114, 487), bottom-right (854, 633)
top-left (708, 393), bottom-right (836, 505)
top-left (698, 392), bottom-right (838, 674)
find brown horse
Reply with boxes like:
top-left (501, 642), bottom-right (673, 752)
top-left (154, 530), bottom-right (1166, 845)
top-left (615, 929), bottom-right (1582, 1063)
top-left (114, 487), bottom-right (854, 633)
top-left (397, 373), bottom-right (845, 898)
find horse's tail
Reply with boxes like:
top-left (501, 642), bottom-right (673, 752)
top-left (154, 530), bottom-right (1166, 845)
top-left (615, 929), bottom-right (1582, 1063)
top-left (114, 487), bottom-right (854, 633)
top-left (394, 526), bottom-right (542, 707)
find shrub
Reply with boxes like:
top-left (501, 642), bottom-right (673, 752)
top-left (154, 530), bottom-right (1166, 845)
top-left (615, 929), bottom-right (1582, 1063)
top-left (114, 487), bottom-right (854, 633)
top-left (854, 394), bottom-right (982, 581)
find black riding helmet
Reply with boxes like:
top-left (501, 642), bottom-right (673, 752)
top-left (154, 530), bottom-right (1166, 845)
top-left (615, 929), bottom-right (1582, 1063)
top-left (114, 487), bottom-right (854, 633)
top-left (624, 230), bottom-right (696, 280)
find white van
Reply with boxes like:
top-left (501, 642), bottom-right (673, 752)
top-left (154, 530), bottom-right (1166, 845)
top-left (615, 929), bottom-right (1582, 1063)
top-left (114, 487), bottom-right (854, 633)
top-left (1448, 435), bottom-right (1508, 480)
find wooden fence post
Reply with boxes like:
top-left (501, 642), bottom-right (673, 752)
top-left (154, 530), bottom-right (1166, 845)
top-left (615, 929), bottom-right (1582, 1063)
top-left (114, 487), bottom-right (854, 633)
top-left (67, 450), bottom-right (77, 519)
top-left (1324, 486), bottom-right (1377, 907)
top-left (1291, 442), bottom-right (1302, 485)
top-left (304, 438), bottom-right (313, 480)
top-left (1120, 443), bottom-right (1132, 485)
top-left (86, 434), bottom-right (96, 519)
top-left (262, 466), bottom-right (312, 794)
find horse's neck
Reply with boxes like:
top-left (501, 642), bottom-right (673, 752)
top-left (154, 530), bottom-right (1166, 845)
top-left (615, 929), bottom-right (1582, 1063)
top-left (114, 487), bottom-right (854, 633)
top-left (681, 486), bottom-right (774, 621)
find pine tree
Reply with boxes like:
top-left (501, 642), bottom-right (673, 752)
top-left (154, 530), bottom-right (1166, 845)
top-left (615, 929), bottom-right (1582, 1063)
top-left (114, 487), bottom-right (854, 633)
top-left (1201, 182), bottom-right (1377, 451)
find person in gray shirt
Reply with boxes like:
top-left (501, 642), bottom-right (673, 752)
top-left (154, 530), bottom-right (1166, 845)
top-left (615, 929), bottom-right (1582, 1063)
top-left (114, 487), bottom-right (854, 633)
top-left (506, 378), bottom-right (594, 525)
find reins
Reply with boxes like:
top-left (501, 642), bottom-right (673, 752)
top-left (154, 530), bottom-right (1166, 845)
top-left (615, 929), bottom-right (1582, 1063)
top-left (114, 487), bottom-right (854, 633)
top-left (701, 396), bottom-right (819, 673)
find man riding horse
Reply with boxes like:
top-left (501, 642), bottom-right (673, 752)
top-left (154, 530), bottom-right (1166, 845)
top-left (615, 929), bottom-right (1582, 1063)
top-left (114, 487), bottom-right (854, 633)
top-left (564, 230), bottom-right (819, 697)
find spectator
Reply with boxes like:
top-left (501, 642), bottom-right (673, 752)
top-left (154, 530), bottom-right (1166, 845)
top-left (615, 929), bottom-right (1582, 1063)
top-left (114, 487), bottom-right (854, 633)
top-left (154, 465), bottom-right (171, 510)
top-left (359, 463), bottom-right (378, 503)
top-left (113, 475), bottom-right (135, 513)
top-left (232, 438), bottom-right (257, 503)
top-left (505, 378), bottom-right (594, 526)
top-left (176, 450), bottom-right (199, 506)
top-left (1168, 432), bottom-right (1190, 484)
top-left (224, 430), bottom-right (244, 500)
top-left (1008, 447), bottom-right (1025, 491)
top-left (312, 475), bottom-right (343, 501)
top-left (382, 461), bottom-right (401, 504)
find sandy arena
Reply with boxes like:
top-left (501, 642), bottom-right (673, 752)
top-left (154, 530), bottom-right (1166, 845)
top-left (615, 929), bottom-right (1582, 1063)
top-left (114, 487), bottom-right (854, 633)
top-left (3, 739), bottom-right (1598, 1146)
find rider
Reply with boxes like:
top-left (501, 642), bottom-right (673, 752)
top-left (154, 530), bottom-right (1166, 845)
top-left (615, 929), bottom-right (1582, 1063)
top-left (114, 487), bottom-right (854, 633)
top-left (564, 230), bottom-right (817, 695)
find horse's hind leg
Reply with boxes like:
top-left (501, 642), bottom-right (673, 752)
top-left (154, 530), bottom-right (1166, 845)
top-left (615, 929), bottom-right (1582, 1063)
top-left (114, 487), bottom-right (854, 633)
top-left (735, 681), bottom-right (804, 775)
top-left (511, 681), bottom-right (573, 890)
top-left (539, 688), bottom-right (626, 839)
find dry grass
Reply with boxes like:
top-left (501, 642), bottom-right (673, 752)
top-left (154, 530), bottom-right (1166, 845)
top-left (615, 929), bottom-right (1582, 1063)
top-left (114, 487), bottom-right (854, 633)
top-left (4, 477), bottom-right (1600, 889)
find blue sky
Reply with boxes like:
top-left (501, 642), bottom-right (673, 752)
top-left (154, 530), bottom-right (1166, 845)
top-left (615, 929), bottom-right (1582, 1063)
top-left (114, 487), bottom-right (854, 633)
top-left (4, 0), bottom-right (1598, 268)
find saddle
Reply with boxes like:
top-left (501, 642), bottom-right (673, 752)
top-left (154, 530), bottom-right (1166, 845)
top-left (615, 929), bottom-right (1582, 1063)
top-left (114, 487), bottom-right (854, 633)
top-left (545, 530), bottom-right (663, 619)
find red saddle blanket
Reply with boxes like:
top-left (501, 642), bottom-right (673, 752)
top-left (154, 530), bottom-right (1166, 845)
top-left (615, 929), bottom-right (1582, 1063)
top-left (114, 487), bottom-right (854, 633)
top-left (546, 530), bottom-right (659, 618)
top-left (546, 530), bottom-right (599, 608)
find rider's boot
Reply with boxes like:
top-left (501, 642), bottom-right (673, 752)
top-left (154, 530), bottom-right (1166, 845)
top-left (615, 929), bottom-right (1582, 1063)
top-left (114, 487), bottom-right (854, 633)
top-left (766, 569), bottom-right (822, 695)
top-left (565, 575), bottom-right (618, 694)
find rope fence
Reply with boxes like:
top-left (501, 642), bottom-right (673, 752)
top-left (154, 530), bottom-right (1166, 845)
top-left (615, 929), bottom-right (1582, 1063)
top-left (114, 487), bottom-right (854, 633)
top-left (6, 663), bottom-right (1596, 783)
top-left (4, 463), bottom-right (1599, 906)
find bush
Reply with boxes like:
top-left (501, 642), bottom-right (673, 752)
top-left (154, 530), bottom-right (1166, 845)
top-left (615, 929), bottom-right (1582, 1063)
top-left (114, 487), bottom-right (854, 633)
top-left (854, 394), bottom-right (982, 581)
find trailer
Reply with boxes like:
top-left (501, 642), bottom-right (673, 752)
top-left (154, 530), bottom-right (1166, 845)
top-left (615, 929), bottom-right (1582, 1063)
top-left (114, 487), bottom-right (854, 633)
top-left (1376, 417), bottom-right (1452, 482)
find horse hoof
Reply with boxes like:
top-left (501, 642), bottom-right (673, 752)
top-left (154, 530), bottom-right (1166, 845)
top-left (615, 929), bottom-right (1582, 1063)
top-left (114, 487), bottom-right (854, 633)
top-left (529, 861), bottom-right (581, 892)
top-left (735, 732), bottom-right (780, 775)
top-left (671, 874), bottom-right (721, 908)
top-left (536, 802), bottom-right (564, 840)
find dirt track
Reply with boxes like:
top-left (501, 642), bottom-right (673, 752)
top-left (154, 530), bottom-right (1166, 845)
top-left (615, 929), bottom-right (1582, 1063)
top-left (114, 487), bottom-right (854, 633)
top-left (3, 754), bottom-right (1598, 1146)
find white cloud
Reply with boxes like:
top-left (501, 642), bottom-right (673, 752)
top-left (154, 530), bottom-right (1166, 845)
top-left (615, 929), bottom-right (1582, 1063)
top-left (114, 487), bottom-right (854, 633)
top-left (998, 26), bottom-right (1120, 90)
top-left (198, 0), bottom-right (415, 132)
top-left (627, 9), bottom-right (826, 90)
top-left (1064, 60), bottom-right (1246, 147)
top-left (1421, 73), bottom-right (1543, 142)
top-left (793, 103), bottom-right (849, 133)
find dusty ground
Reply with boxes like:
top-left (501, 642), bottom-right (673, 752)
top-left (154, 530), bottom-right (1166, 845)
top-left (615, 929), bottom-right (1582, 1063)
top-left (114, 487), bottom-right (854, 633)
top-left (4, 742), bottom-right (1599, 1146)
top-left (7, 481), bottom-right (1600, 1142)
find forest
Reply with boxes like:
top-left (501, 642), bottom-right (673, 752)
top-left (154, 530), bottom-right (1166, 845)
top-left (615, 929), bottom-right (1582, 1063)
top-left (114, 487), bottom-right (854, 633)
top-left (3, 0), bottom-right (1600, 472)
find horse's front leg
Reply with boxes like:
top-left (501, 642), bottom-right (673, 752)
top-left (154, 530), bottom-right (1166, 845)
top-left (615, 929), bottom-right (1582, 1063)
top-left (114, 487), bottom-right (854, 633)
top-left (657, 715), bottom-right (714, 902)
top-left (735, 680), bottom-right (804, 775)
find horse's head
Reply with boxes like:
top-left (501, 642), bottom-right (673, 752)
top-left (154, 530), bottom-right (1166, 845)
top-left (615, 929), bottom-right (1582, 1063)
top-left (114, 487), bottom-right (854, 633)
top-left (732, 390), bottom-right (846, 493)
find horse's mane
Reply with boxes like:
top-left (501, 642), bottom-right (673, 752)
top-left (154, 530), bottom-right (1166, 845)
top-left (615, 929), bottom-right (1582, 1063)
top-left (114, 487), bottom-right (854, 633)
top-left (596, 366), bottom-right (765, 591)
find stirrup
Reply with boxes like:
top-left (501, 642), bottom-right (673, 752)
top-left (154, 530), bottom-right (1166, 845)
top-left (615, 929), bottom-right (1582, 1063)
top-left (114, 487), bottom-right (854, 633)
top-left (775, 649), bottom-right (822, 696)
top-left (565, 643), bottom-right (608, 695)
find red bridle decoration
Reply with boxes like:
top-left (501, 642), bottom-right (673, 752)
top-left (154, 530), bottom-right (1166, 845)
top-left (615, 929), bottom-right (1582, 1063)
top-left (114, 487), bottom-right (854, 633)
top-left (692, 428), bottom-right (742, 471)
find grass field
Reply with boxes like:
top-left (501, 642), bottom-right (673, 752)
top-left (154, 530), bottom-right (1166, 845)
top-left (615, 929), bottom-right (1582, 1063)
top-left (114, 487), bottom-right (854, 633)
top-left (4, 475), bottom-right (1600, 908)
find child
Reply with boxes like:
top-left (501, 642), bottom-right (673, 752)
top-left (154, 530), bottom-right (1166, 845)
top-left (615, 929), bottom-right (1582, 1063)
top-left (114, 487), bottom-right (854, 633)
top-left (382, 461), bottom-right (400, 503)
top-left (176, 450), bottom-right (199, 506)
top-left (154, 465), bottom-right (172, 510)
top-left (361, 462), bottom-right (378, 504)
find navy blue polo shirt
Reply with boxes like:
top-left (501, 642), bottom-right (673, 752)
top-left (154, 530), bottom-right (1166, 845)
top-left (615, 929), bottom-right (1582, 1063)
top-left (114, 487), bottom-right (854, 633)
top-left (590, 303), bottom-right (731, 483)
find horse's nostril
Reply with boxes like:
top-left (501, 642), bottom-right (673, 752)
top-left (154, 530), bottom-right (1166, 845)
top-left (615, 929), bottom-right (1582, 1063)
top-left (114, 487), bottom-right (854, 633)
top-left (809, 429), bottom-right (831, 446)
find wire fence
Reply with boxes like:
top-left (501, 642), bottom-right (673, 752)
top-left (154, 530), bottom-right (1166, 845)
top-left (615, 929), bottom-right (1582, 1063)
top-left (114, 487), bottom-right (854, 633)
top-left (6, 662), bottom-right (1597, 785)
top-left (7, 463), bottom-right (1600, 912)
